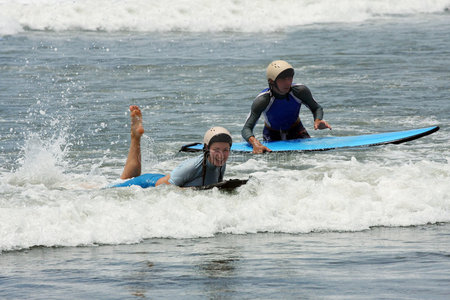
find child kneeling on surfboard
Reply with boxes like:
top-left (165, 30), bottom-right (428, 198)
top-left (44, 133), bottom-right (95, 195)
top-left (120, 105), bottom-right (232, 187)
top-left (241, 60), bottom-right (332, 153)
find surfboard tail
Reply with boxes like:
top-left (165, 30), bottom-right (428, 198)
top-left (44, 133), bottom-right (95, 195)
top-left (179, 142), bottom-right (203, 152)
top-left (390, 126), bottom-right (439, 144)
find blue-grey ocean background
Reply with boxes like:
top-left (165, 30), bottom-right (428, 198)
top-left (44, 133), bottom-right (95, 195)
top-left (1, 0), bottom-right (450, 299)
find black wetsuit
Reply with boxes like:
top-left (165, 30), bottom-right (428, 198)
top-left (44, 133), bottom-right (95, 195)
top-left (241, 84), bottom-right (324, 142)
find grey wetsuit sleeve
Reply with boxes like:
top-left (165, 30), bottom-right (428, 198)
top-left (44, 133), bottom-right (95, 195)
top-left (241, 94), bottom-right (271, 142)
top-left (292, 85), bottom-right (324, 120)
top-left (168, 155), bottom-right (202, 186)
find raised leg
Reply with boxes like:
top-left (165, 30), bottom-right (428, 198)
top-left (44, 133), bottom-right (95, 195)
top-left (120, 105), bottom-right (145, 179)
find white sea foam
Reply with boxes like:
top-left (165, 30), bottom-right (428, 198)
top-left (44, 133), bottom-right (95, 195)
top-left (1, 138), bottom-right (449, 252)
top-left (0, 0), bottom-right (449, 35)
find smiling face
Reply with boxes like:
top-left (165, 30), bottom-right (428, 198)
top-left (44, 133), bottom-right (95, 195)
top-left (207, 142), bottom-right (230, 167)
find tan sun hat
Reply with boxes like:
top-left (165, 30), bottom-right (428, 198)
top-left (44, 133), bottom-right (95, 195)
top-left (203, 127), bottom-right (232, 147)
top-left (266, 60), bottom-right (294, 82)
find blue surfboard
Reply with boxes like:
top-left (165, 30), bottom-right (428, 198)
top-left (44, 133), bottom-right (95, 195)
top-left (180, 126), bottom-right (439, 153)
top-left (108, 173), bottom-right (165, 188)
top-left (108, 173), bottom-right (248, 190)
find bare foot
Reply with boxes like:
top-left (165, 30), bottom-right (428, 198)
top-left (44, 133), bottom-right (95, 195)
top-left (130, 105), bottom-right (144, 138)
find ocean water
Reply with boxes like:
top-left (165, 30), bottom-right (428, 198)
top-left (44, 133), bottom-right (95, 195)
top-left (1, 0), bottom-right (450, 298)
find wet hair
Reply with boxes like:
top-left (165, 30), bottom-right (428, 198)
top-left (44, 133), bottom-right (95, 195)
top-left (207, 133), bottom-right (232, 148)
top-left (275, 68), bottom-right (294, 81)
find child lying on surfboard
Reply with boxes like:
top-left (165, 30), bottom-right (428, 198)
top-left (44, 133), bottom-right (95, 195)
top-left (118, 105), bottom-right (233, 188)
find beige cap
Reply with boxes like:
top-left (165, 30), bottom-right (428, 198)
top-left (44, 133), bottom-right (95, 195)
top-left (203, 127), bottom-right (232, 146)
top-left (266, 60), bottom-right (294, 81)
